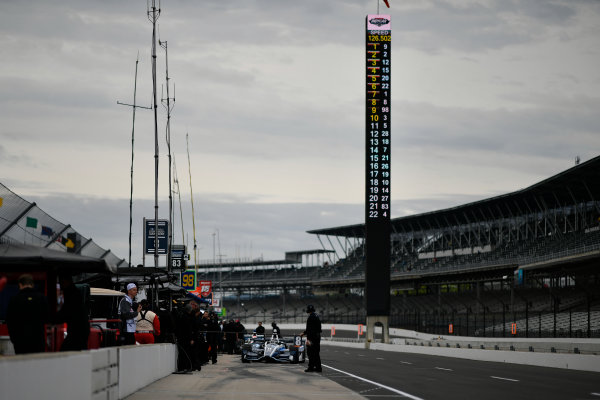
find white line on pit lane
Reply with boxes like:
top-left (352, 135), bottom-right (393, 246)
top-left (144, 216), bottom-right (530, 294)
top-left (399, 361), bottom-right (412, 365)
top-left (590, 393), bottom-right (600, 397)
top-left (323, 364), bottom-right (424, 400)
top-left (376, 357), bottom-right (385, 360)
top-left (490, 376), bottom-right (519, 382)
top-left (435, 367), bottom-right (453, 371)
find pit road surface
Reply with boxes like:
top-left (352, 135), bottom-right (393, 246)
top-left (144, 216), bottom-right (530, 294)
top-left (320, 345), bottom-right (600, 400)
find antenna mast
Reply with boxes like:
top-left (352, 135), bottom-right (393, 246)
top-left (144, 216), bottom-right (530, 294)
top-left (147, 0), bottom-right (161, 268)
top-left (172, 155), bottom-right (186, 247)
top-left (186, 133), bottom-right (199, 284)
top-left (160, 38), bottom-right (175, 273)
top-left (117, 54), bottom-right (152, 269)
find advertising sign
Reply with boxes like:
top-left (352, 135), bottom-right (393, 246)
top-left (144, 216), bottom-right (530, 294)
top-left (181, 270), bottom-right (195, 290)
top-left (189, 280), bottom-right (213, 305)
top-left (144, 218), bottom-right (168, 254)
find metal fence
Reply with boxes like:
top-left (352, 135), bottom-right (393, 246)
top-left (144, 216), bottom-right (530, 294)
top-left (0, 182), bottom-right (127, 267)
top-left (389, 308), bottom-right (600, 338)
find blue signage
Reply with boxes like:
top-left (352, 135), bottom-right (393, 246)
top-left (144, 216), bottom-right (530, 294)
top-left (181, 270), bottom-right (195, 290)
top-left (144, 218), bottom-right (168, 254)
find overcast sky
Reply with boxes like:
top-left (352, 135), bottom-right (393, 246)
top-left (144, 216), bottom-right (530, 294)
top-left (1, 0), bottom-right (599, 266)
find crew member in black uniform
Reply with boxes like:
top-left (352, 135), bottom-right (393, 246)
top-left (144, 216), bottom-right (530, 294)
top-left (255, 321), bottom-right (265, 335)
top-left (6, 274), bottom-right (49, 354)
top-left (301, 304), bottom-right (322, 372)
top-left (57, 274), bottom-right (90, 351)
top-left (271, 321), bottom-right (281, 338)
top-left (206, 312), bottom-right (220, 364)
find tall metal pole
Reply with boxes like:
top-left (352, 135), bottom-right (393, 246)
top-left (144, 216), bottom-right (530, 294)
top-left (128, 57), bottom-right (139, 269)
top-left (117, 55), bottom-right (152, 268)
top-left (186, 133), bottom-right (199, 286)
top-left (173, 155), bottom-right (186, 247)
top-left (160, 38), bottom-right (175, 274)
top-left (147, 0), bottom-right (161, 268)
top-left (217, 229), bottom-right (223, 300)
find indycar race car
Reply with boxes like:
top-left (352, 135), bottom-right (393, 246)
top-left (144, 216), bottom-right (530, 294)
top-left (241, 334), bottom-right (306, 363)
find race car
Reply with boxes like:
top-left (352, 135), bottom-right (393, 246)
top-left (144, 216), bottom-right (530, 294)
top-left (241, 334), bottom-right (306, 363)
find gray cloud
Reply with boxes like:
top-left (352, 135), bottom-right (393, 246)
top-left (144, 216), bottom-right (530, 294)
top-left (24, 191), bottom-right (365, 265)
top-left (2, 0), bottom-right (599, 263)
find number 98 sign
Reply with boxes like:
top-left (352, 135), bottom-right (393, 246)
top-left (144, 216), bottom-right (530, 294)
top-left (181, 271), bottom-right (195, 290)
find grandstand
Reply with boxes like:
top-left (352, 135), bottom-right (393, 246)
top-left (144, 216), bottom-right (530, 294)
top-left (199, 156), bottom-right (600, 338)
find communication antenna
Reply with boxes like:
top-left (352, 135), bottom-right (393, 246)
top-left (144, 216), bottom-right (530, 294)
top-left (159, 37), bottom-right (175, 273)
top-left (186, 133), bottom-right (199, 284)
top-left (148, 0), bottom-right (161, 268)
top-left (117, 53), bottom-right (152, 269)
top-left (575, 155), bottom-right (581, 165)
top-left (172, 155), bottom-right (186, 250)
top-left (217, 229), bottom-right (225, 301)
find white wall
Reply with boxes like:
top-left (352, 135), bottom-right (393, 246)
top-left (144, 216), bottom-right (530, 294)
top-left (0, 344), bottom-right (176, 400)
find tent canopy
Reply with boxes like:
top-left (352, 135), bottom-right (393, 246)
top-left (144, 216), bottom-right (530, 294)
top-left (0, 242), bottom-right (116, 274)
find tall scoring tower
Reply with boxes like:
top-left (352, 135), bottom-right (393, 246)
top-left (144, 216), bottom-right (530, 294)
top-left (365, 13), bottom-right (391, 345)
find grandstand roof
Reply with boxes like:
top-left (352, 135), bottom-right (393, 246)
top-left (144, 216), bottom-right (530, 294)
top-left (195, 258), bottom-right (300, 269)
top-left (307, 154), bottom-right (600, 238)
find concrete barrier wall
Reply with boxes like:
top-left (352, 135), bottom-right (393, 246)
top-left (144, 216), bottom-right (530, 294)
top-left (319, 332), bottom-right (600, 373)
top-left (0, 352), bottom-right (92, 400)
top-left (118, 344), bottom-right (177, 399)
top-left (367, 342), bottom-right (600, 373)
top-left (0, 344), bottom-right (176, 400)
top-left (281, 323), bottom-right (600, 354)
top-left (399, 337), bottom-right (600, 354)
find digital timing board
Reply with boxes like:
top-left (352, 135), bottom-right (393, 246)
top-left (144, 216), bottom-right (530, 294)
top-left (365, 14), bottom-right (391, 316)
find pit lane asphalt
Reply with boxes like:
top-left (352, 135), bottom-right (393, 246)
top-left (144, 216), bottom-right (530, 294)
top-left (320, 345), bottom-right (600, 400)
top-left (123, 353), bottom-right (366, 400)
top-left (124, 345), bottom-right (600, 400)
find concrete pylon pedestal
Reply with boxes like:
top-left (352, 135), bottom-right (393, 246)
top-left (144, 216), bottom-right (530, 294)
top-left (365, 315), bottom-right (389, 349)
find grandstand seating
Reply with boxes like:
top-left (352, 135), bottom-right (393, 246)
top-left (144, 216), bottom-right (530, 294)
top-left (194, 159), bottom-right (600, 338)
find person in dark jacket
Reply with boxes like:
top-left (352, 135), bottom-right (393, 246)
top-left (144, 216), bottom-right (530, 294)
top-left (254, 321), bottom-right (265, 335)
top-left (175, 303), bottom-right (197, 372)
top-left (197, 310), bottom-right (210, 365)
top-left (189, 302), bottom-right (204, 369)
top-left (155, 301), bottom-right (176, 344)
top-left (6, 274), bottom-right (49, 354)
top-left (205, 312), bottom-right (220, 364)
top-left (57, 274), bottom-right (90, 351)
top-left (301, 304), bottom-right (322, 372)
top-left (225, 319), bottom-right (237, 354)
top-left (271, 321), bottom-right (281, 338)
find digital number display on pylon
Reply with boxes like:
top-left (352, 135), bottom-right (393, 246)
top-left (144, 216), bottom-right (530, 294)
top-left (365, 14), bottom-right (391, 222)
top-left (365, 14), bottom-right (391, 316)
